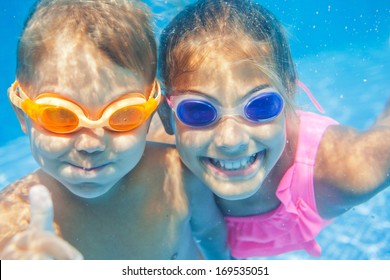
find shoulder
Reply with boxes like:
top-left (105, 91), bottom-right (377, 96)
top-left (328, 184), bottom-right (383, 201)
top-left (0, 171), bottom-right (42, 249)
top-left (136, 142), bottom-right (184, 178)
top-left (143, 142), bottom-right (214, 210)
top-left (133, 141), bottom-right (192, 213)
top-left (142, 141), bottom-right (178, 165)
top-left (0, 171), bottom-right (43, 207)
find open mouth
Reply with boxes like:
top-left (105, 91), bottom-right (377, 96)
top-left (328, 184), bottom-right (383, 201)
top-left (209, 153), bottom-right (257, 171)
top-left (202, 150), bottom-right (265, 178)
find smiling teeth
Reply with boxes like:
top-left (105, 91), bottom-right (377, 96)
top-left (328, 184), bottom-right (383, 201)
top-left (210, 153), bottom-right (257, 171)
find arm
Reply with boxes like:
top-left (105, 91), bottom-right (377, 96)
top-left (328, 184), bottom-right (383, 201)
top-left (0, 185), bottom-right (83, 260)
top-left (314, 101), bottom-right (390, 219)
top-left (186, 176), bottom-right (231, 260)
top-left (372, 98), bottom-right (390, 128)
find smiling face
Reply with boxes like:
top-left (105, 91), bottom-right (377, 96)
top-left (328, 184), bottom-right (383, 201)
top-left (170, 50), bottom-right (287, 200)
top-left (19, 36), bottom-right (153, 199)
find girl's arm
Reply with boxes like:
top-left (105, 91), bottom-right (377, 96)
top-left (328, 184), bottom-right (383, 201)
top-left (314, 100), bottom-right (390, 219)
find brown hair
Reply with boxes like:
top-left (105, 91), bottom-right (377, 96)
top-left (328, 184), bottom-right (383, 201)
top-left (159, 0), bottom-right (297, 110)
top-left (17, 0), bottom-right (156, 85)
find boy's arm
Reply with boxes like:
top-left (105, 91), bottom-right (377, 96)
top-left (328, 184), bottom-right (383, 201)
top-left (0, 185), bottom-right (83, 259)
top-left (314, 100), bottom-right (390, 219)
top-left (186, 176), bottom-right (231, 260)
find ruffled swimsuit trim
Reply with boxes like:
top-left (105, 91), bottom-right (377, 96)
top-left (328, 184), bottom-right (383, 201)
top-left (225, 111), bottom-right (338, 258)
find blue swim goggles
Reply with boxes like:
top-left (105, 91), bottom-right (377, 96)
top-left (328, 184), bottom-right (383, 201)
top-left (166, 88), bottom-right (284, 127)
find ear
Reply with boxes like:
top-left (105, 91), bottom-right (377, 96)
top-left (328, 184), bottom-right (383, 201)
top-left (157, 96), bottom-right (175, 135)
top-left (9, 100), bottom-right (28, 134)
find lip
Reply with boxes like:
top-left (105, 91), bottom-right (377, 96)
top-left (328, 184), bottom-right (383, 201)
top-left (67, 162), bottom-right (111, 172)
top-left (201, 150), bottom-right (265, 180)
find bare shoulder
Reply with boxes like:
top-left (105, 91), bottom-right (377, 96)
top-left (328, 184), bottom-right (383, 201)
top-left (314, 124), bottom-right (390, 217)
top-left (137, 141), bottom-right (191, 214)
top-left (138, 141), bottom-right (184, 179)
top-left (141, 141), bottom-right (212, 212)
top-left (0, 171), bottom-right (43, 215)
top-left (141, 142), bottom-right (180, 164)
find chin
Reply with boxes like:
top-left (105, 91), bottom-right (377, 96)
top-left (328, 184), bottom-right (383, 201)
top-left (201, 164), bottom-right (265, 201)
top-left (64, 182), bottom-right (114, 199)
top-left (206, 178), bottom-right (262, 201)
top-left (215, 192), bottom-right (256, 201)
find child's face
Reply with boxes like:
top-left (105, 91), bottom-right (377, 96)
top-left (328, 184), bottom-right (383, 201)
top-left (20, 39), bottom-right (153, 198)
top-left (169, 53), bottom-right (287, 200)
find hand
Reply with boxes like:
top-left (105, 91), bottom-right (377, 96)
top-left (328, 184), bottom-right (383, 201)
top-left (0, 185), bottom-right (83, 260)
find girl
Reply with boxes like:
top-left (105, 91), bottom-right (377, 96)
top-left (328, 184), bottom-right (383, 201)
top-left (157, 0), bottom-right (390, 258)
top-left (0, 0), bottom-right (228, 260)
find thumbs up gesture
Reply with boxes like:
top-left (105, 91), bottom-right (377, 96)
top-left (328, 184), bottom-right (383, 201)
top-left (0, 185), bottom-right (83, 260)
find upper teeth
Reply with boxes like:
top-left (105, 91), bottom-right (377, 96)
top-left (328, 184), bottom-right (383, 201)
top-left (210, 153), bottom-right (257, 170)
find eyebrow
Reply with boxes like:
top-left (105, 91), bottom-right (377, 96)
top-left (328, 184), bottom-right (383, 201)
top-left (171, 89), bottom-right (220, 104)
top-left (172, 84), bottom-right (271, 104)
top-left (241, 84), bottom-right (271, 101)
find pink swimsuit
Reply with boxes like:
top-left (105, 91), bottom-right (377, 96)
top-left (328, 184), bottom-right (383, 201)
top-left (225, 111), bottom-right (338, 258)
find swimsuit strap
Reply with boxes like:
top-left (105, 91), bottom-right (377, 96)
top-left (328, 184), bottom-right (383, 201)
top-left (297, 80), bottom-right (325, 113)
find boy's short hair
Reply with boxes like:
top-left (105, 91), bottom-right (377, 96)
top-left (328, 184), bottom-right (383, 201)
top-left (17, 0), bottom-right (156, 85)
top-left (159, 0), bottom-right (297, 110)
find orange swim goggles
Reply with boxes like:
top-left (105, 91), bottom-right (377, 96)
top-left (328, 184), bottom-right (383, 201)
top-left (8, 80), bottom-right (161, 134)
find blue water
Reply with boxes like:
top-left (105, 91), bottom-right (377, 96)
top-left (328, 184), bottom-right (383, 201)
top-left (0, 0), bottom-right (389, 259)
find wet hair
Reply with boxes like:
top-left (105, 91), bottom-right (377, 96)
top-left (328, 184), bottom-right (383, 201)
top-left (159, 0), bottom-right (297, 110)
top-left (17, 0), bottom-right (157, 85)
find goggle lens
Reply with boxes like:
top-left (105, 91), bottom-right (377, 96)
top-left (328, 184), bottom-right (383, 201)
top-left (108, 105), bottom-right (145, 131)
top-left (9, 80), bottom-right (161, 134)
top-left (244, 92), bottom-right (283, 121)
top-left (40, 107), bottom-right (79, 133)
top-left (177, 100), bottom-right (217, 127)
top-left (173, 92), bottom-right (284, 127)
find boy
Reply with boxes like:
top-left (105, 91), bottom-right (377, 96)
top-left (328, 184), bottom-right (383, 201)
top-left (0, 0), bottom-right (228, 260)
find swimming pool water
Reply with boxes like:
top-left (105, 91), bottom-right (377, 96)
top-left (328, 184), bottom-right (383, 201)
top-left (0, 0), bottom-right (389, 259)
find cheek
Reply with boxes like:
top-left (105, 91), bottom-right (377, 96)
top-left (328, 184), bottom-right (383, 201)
top-left (175, 124), bottom-right (214, 152)
top-left (29, 127), bottom-right (73, 158)
top-left (110, 125), bottom-right (148, 153)
top-left (254, 117), bottom-right (287, 160)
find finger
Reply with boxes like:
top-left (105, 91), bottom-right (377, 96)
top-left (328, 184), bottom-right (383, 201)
top-left (34, 232), bottom-right (84, 260)
top-left (1, 248), bottom-right (53, 260)
top-left (29, 184), bottom-right (55, 232)
top-left (0, 230), bottom-right (83, 260)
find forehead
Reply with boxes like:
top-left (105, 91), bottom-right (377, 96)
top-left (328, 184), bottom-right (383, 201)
top-left (175, 55), bottom-right (264, 85)
top-left (172, 44), bottom-right (271, 95)
top-left (28, 34), bottom-right (146, 105)
top-left (171, 34), bottom-right (272, 88)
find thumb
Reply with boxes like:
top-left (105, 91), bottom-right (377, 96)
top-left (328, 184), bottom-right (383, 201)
top-left (29, 184), bottom-right (55, 233)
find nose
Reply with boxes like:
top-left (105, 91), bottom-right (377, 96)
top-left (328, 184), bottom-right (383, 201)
top-left (213, 117), bottom-right (249, 154)
top-left (74, 128), bottom-right (106, 153)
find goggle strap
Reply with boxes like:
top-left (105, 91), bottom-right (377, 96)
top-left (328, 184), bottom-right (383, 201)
top-left (9, 81), bottom-right (40, 121)
top-left (152, 80), bottom-right (162, 103)
top-left (8, 81), bottom-right (23, 108)
top-left (21, 98), bottom-right (39, 122)
top-left (144, 80), bottom-right (161, 118)
top-left (165, 96), bottom-right (174, 108)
